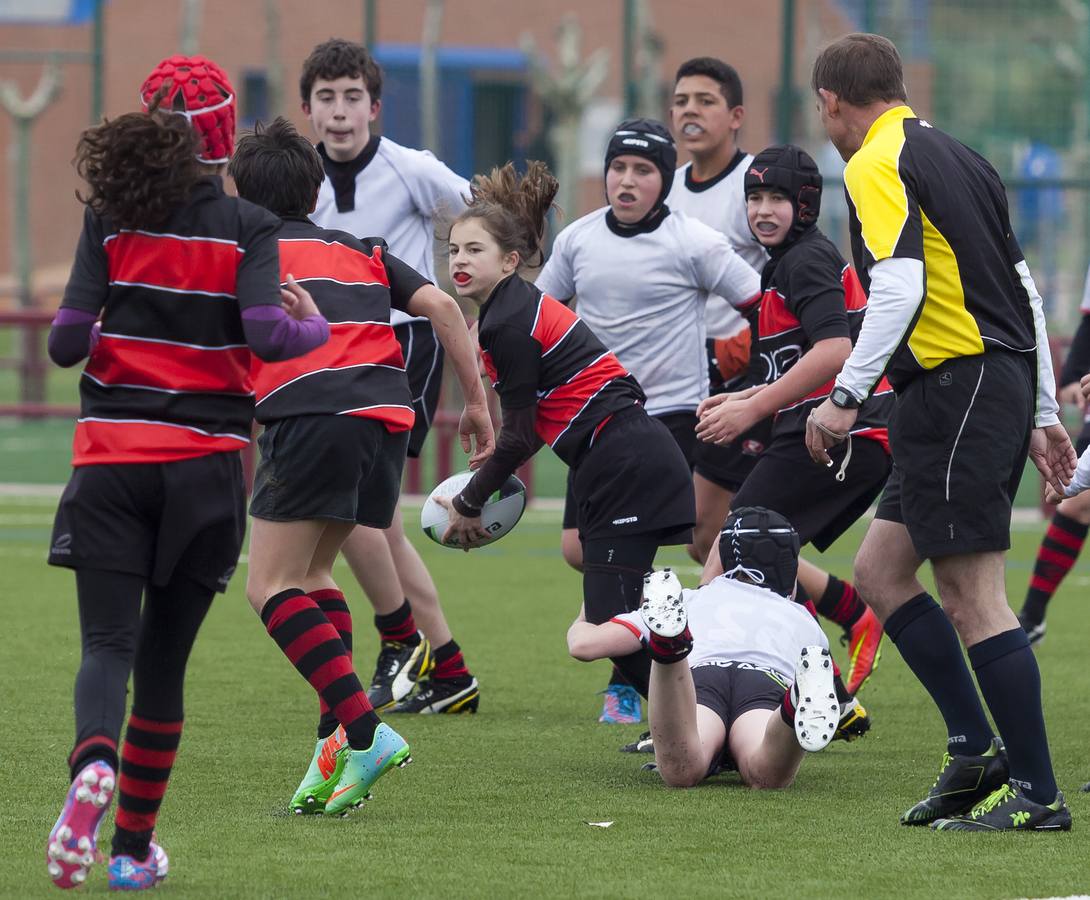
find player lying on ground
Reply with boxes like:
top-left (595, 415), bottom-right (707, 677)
top-left (566, 507), bottom-right (839, 788)
top-left (231, 119), bottom-right (493, 816)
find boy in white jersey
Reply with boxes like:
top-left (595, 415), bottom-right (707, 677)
top-left (668, 57), bottom-right (881, 699)
top-left (537, 118), bottom-right (760, 724)
top-left (300, 39), bottom-right (481, 715)
top-left (567, 507), bottom-right (839, 788)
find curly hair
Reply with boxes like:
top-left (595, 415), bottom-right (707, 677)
top-left (74, 105), bottom-right (203, 230)
top-left (452, 161), bottom-right (559, 268)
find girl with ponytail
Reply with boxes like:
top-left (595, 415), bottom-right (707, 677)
top-left (441, 161), bottom-right (695, 697)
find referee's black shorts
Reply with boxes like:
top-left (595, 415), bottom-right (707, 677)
top-left (395, 319), bottom-right (445, 459)
top-left (730, 432), bottom-right (891, 551)
top-left (562, 410), bottom-right (696, 531)
top-left (48, 452), bottom-right (246, 594)
top-left (874, 350), bottom-right (1033, 559)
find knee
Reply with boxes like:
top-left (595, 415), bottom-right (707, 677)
top-left (561, 532), bottom-right (584, 573)
top-left (245, 575), bottom-right (268, 615)
top-left (739, 763), bottom-right (795, 790)
top-left (656, 760), bottom-right (703, 789)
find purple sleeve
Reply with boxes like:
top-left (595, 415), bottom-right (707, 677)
top-left (242, 305), bottom-right (329, 362)
top-left (48, 308), bottom-right (99, 367)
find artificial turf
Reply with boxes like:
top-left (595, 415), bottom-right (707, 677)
top-left (1, 496), bottom-right (1088, 899)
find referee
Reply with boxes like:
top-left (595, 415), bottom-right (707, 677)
top-left (806, 33), bottom-right (1075, 832)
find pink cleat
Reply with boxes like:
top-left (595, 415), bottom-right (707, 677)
top-left (46, 761), bottom-right (116, 889)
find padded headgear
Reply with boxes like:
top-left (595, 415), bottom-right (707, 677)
top-left (604, 117), bottom-right (677, 221)
top-left (717, 506), bottom-right (800, 598)
top-left (140, 55), bottom-right (236, 164)
top-left (744, 144), bottom-right (822, 239)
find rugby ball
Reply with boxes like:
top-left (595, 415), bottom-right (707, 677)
top-left (421, 470), bottom-right (526, 548)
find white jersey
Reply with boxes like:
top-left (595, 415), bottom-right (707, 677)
top-left (617, 577), bottom-right (827, 681)
top-left (535, 208), bottom-right (761, 416)
top-left (311, 136), bottom-right (469, 325)
top-left (667, 155), bottom-right (768, 339)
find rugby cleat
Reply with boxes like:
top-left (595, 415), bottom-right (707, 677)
top-left (792, 646), bottom-right (840, 752)
top-left (599, 684), bottom-right (642, 725)
top-left (842, 606), bottom-right (883, 695)
top-left (901, 737), bottom-right (1009, 825)
top-left (389, 677), bottom-right (480, 714)
top-left (620, 731), bottom-right (654, 754)
top-left (46, 760), bottom-right (115, 889)
top-left (367, 634), bottom-right (433, 712)
top-left (639, 569), bottom-right (686, 637)
top-left (931, 783), bottom-right (1072, 832)
top-left (107, 841), bottom-right (168, 891)
top-left (324, 724), bottom-right (412, 816)
top-left (833, 697), bottom-right (872, 742)
top-left (290, 728), bottom-right (347, 815)
top-left (1017, 612), bottom-right (1046, 648)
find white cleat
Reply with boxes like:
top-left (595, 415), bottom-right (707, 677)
top-left (639, 569), bottom-right (687, 638)
top-left (792, 646), bottom-right (839, 753)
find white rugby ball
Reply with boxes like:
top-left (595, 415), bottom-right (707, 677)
top-left (421, 470), bottom-right (526, 548)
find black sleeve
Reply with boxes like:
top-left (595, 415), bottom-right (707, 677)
top-left (382, 250), bottom-right (431, 312)
top-left (236, 204), bottom-right (284, 311)
top-left (453, 405), bottom-right (543, 516)
top-left (482, 324), bottom-right (542, 410)
top-left (60, 208), bottom-right (110, 314)
top-left (1061, 314), bottom-right (1090, 386)
top-left (784, 249), bottom-right (850, 344)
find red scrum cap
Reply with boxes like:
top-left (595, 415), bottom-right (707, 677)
top-left (140, 55), bottom-right (236, 164)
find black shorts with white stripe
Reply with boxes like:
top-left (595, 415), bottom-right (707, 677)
top-left (874, 349), bottom-right (1032, 559)
top-left (395, 319), bottom-right (445, 458)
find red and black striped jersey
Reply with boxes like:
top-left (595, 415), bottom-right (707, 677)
top-left (60, 177), bottom-right (284, 466)
top-left (250, 219), bottom-right (424, 428)
top-left (477, 274), bottom-right (643, 466)
top-left (746, 228), bottom-right (894, 448)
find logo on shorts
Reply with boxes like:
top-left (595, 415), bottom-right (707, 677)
top-left (939, 371), bottom-right (952, 386)
top-left (218, 564), bottom-right (236, 588)
top-left (742, 439), bottom-right (765, 456)
top-left (51, 533), bottom-right (72, 556)
top-left (612, 515), bottom-right (639, 526)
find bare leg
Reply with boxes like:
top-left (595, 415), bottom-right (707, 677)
top-left (730, 708), bottom-right (805, 789)
top-left (932, 551), bottom-right (1016, 648)
top-left (852, 518), bottom-right (925, 622)
top-left (561, 527), bottom-right (583, 572)
top-left (301, 520), bottom-right (358, 594)
top-left (796, 558), bottom-right (830, 602)
top-left (246, 518), bottom-right (330, 613)
top-left (648, 661), bottom-right (725, 787)
top-left (340, 525), bottom-right (405, 616)
top-left (382, 505), bottom-right (452, 647)
top-left (689, 473), bottom-right (735, 564)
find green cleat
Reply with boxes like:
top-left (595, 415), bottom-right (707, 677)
top-left (901, 737), bottom-right (1008, 826)
top-left (324, 724), bottom-right (412, 817)
top-left (931, 782), bottom-right (1072, 832)
top-left (290, 735), bottom-right (347, 816)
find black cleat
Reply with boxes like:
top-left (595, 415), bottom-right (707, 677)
top-left (366, 635), bottom-right (432, 712)
top-left (388, 676), bottom-right (479, 714)
top-left (901, 738), bottom-right (1009, 826)
top-left (620, 731), bottom-right (654, 753)
top-left (931, 782), bottom-right (1072, 832)
top-left (1017, 612), bottom-right (1046, 648)
top-left (833, 697), bottom-right (871, 742)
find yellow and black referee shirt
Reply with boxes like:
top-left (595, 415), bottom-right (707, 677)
top-left (844, 105), bottom-right (1036, 390)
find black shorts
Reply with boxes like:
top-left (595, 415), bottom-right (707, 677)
top-left (731, 432), bottom-right (891, 552)
top-left (1076, 418), bottom-right (1090, 455)
top-left (396, 319), bottom-right (445, 458)
top-left (874, 351), bottom-right (1033, 559)
top-left (48, 453), bottom-right (246, 594)
top-left (692, 661), bottom-right (789, 775)
top-left (567, 406), bottom-right (695, 543)
top-left (562, 410), bottom-right (696, 530)
top-left (692, 417), bottom-right (773, 493)
top-left (250, 415), bottom-right (409, 527)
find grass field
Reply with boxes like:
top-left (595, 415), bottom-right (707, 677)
top-left (1, 494), bottom-right (1089, 899)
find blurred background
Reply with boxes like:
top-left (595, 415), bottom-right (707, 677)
top-left (0, 0), bottom-right (1085, 495)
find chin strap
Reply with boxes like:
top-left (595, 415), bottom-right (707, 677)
top-left (723, 564), bottom-right (767, 585)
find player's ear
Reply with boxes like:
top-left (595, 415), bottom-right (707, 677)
top-left (729, 103), bottom-right (745, 129)
top-left (301, 100), bottom-right (311, 116)
top-left (369, 98), bottom-right (381, 122)
top-left (817, 88), bottom-right (838, 116)
top-left (503, 250), bottom-right (520, 273)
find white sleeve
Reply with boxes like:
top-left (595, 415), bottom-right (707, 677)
top-left (1014, 259), bottom-right (1060, 428)
top-left (1065, 445), bottom-right (1090, 497)
top-left (405, 150), bottom-right (470, 221)
top-left (834, 256), bottom-right (924, 401)
top-left (536, 228), bottom-right (577, 301)
top-left (609, 610), bottom-right (649, 645)
top-left (689, 224), bottom-right (761, 307)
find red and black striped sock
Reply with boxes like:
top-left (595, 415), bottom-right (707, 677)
top-left (111, 713), bottom-right (182, 860)
top-left (68, 736), bottom-right (118, 781)
top-left (374, 599), bottom-right (420, 646)
top-left (816, 575), bottom-right (866, 628)
top-left (779, 685), bottom-right (796, 728)
top-left (433, 639), bottom-right (471, 684)
top-left (1023, 512), bottom-right (1088, 625)
top-left (647, 627), bottom-right (693, 665)
top-left (261, 589), bottom-right (379, 750)
top-left (311, 589), bottom-right (352, 740)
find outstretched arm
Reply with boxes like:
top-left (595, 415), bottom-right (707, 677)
top-left (566, 607), bottom-right (643, 661)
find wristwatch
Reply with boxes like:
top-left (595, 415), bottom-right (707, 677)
top-left (829, 386), bottom-right (861, 409)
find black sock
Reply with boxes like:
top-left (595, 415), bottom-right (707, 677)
top-left (884, 592), bottom-right (993, 756)
top-left (374, 600), bottom-right (421, 646)
top-left (608, 665), bottom-right (633, 688)
top-left (969, 628), bottom-right (1058, 804)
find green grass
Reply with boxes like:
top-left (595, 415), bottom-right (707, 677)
top-left (1, 497), bottom-right (1089, 898)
